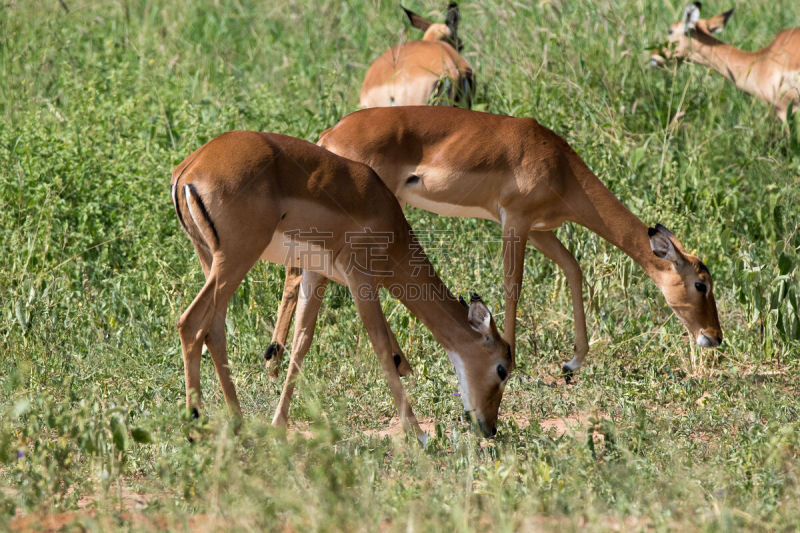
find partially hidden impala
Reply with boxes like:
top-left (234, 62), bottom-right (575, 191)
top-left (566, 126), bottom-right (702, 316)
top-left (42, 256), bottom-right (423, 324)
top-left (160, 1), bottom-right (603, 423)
top-left (171, 130), bottom-right (512, 439)
top-left (651, 3), bottom-right (800, 122)
top-left (360, 2), bottom-right (475, 108)
top-left (265, 107), bottom-right (723, 379)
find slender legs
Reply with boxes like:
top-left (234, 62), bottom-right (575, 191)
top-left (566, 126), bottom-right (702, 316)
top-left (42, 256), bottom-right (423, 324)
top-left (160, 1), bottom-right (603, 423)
top-left (177, 248), bottom-right (259, 417)
top-left (264, 267), bottom-right (303, 379)
top-left (349, 278), bottom-right (425, 441)
top-left (501, 217), bottom-right (530, 364)
top-left (501, 222), bottom-right (589, 375)
top-left (267, 267), bottom-right (413, 377)
top-left (528, 231), bottom-right (588, 373)
top-left (271, 271), bottom-right (424, 442)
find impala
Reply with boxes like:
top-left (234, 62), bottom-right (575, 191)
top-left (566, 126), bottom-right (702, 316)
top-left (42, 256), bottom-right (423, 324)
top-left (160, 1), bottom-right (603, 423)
top-left (360, 2), bottom-right (475, 108)
top-left (171, 130), bottom-right (512, 439)
top-left (651, 3), bottom-right (800, 122)
top-left (265, 107), bottom-right (723, 379)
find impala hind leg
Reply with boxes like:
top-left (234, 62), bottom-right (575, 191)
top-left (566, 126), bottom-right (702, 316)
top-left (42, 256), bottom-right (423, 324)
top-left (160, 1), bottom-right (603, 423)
top-left (272, 271), bottom-right (329, 427)
top-left (501, 217), bottom-right (530, 365)
top-left (178, 251), bottom-right (259, 419)
top-left (528, 231), bottom-right (588, 379)
top-left (264, 267), bottom-right (303, 380)
top-left (350, 279), bottom-right (425, 443)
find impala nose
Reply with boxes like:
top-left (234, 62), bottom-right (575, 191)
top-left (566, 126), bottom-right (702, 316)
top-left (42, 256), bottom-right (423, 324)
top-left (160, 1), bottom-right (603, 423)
top-left (696, 332), bottom-right (722, 348)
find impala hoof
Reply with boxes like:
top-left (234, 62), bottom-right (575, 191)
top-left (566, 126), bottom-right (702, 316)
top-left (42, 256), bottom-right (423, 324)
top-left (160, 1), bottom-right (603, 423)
top-left (264, 342), bottom-right (282, 361)
top-left (561, 364), bottom-right (574, 384)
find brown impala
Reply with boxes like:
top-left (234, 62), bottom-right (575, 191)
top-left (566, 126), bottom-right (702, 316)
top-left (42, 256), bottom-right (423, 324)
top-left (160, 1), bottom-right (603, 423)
top-left (360, 2), bottom-right (474, 108)
top-left (265, 107), bottom-right (723, 379)
top-left (651, 3), bottom-right (800, 122)
top-left (171, 131), bottom-right (512, 440)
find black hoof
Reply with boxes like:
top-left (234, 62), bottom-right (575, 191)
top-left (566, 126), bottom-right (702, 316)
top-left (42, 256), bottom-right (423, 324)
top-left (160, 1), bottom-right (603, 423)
top-left (191, 407), bottom-right (200, 420)
top-left (561, 365), bottom-right (574, 384)
top-left (264, 342), bottom-right (282, 361)
top-left (393, 353), bottom-right (402, 368)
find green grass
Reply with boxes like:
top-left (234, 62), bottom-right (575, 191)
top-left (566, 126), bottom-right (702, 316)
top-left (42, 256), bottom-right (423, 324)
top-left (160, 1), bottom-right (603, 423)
top-left (1, 0), bottom-right (799, 530)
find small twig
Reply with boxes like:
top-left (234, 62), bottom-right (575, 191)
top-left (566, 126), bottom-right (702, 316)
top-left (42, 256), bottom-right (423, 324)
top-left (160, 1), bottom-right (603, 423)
top-left (58, 0), bottom-right (69, 13)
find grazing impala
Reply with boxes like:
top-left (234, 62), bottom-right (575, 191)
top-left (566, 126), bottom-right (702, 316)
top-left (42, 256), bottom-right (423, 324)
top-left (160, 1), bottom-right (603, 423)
top-left (265, 107), bottom-right (723, 379)
top-left (171, 131), bottom-right (511, 439)
top-left (651, 3), bottom-right (800, 122)
top-left (360, 2), bottom-right (475, 108)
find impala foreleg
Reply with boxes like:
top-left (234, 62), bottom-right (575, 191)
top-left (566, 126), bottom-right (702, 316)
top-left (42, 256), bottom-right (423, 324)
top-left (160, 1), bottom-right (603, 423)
top-left (272, 271), bottom-right (329, 428)
top-left (265, 266), bottom-right (303, 379)
top-left (528, 231), bottom-right (588, 378)
top-left (383, 312), bottom-right (413, 376)
top-left (501, 217), bottom-right (530, 365)
top-left (350, 279), bottom-right (425, 443)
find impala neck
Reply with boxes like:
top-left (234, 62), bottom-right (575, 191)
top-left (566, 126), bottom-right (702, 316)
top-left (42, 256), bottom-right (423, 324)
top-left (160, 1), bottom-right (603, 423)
top-left (390, 243), bottom-right (476, 351)
top-left (567, 165), bottom-right (670, 285)
top-left (687, 37), bottom-right (764, 99)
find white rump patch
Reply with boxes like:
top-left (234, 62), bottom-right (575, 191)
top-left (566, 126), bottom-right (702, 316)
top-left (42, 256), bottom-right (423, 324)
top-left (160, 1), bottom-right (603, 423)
top-left (184, 185), bottom-right (209, 246)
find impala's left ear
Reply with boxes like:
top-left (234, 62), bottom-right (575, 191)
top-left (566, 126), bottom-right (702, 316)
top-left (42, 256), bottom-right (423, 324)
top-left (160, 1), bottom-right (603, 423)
top-left (402, 6), bottom-right (432, 32)
top-left (682, 2), bottom-right (701, 33)
top-left (648, 224), bottom-right (688, 267)
top-left (706, 8), bottom-right (733, 33)
top-left (467, 294), bottom-right (493, 336)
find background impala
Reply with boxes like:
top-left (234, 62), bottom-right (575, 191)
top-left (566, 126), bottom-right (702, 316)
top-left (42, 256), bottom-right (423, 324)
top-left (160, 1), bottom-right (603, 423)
top-left (651, 3), bottom-right (800, 121)
top-left (360, 2), bottom-right (475, 108)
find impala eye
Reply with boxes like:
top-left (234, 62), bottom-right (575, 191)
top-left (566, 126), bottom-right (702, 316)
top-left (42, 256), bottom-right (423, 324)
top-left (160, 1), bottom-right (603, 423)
top-left (695, 282), bottom-right (707, 293)
top-left (497, 364), bottom-right (508, 381)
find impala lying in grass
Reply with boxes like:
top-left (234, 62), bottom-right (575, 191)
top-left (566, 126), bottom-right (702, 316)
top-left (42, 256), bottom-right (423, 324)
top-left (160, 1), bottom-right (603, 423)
top-left (171, 130), bottom-right (512, 440)
top-left (360, 2), bottom-right (474, 108)
top-left (651, 3), bottom-right (800, 121)
top-left (265, 107), bottom-right (723, 380)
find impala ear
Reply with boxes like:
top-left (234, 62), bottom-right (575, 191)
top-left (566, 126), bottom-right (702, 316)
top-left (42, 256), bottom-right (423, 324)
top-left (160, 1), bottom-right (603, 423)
top-left (706, 8), bottom-right (733, 33)
top-left (467, 294), bottom-right (493, 336)
top-left (445, 2), bottom-right (460, 34)
top-left (683, 2), bottom-right (701, 33)
top-left (444, 2), bottom-right (464, 51)
top-left (402, 5), bottom-right (432, 32)
top-left (648, 224), bottom-right (687, 267)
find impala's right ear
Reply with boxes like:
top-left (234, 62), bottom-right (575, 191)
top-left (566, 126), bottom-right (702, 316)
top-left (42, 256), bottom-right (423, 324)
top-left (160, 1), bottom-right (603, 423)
top-left (648, 224), bottom-right (687, 267)
top-left (706, 8), bottom-right (733, 34)
top-left (682, 2), bottom-right (701, 33)
top-left (467, 294), bottom-right (493, 337)
top-left (402, 5), bottom-right (432, 32)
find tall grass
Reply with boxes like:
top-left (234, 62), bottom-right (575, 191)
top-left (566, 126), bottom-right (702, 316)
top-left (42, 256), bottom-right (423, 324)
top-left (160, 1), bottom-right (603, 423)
top-left (1, 0), bottom-right (799, 530)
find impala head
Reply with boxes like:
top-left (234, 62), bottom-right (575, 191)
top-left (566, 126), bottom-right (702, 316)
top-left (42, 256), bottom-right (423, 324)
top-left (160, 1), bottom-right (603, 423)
top-left (449, 294), bottom-right (512, 437)
top-left (648, 224), bottom-right (722, 348)
top-left (402, 2), bottom-right (463, 51)
top-left (650, 3), bottom-right (733, 67)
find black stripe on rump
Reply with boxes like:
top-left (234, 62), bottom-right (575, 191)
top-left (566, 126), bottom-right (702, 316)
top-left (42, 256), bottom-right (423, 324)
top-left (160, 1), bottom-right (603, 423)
top-left (186, 183), bottom-right (220, 247)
